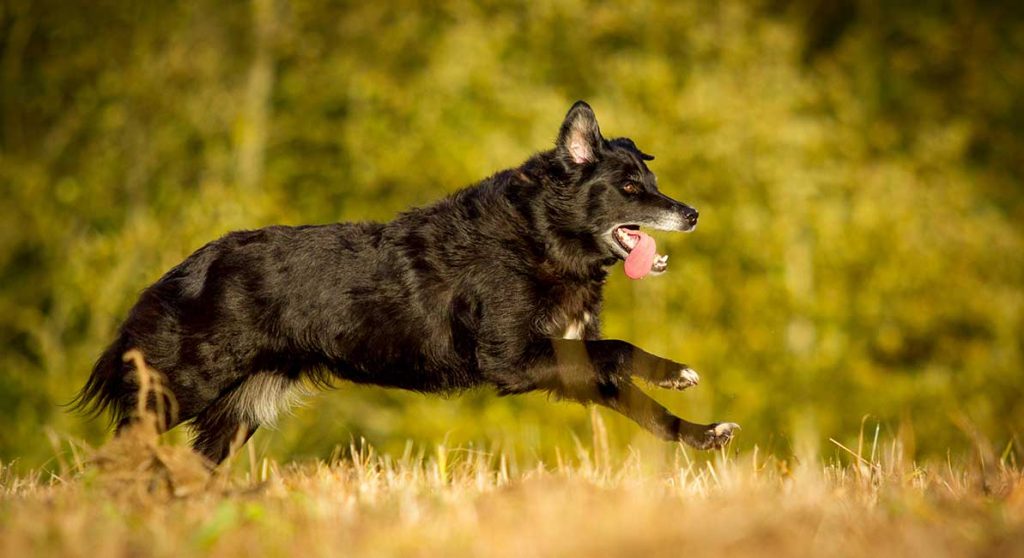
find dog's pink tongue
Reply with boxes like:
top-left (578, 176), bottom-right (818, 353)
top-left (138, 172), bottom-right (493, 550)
top-left (623, 232), bottom-right (657, 279)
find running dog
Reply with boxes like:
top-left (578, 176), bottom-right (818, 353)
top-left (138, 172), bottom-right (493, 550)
top-left (75, 101), bottom-right (739, 463)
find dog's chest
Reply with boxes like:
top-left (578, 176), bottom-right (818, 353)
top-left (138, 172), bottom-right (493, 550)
top-left (559, 310), bottom-right (592, 340)
top-left (539, 283), bottom-right (601, 340)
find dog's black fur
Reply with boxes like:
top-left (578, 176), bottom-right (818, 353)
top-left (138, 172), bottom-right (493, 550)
top-left (74, 102), bottom-right (738, 463)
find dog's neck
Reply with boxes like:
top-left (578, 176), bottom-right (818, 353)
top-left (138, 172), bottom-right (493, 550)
top-left (529, 200), bottom-right (612, 280)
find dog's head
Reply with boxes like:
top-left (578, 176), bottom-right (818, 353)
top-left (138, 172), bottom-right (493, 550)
top-left (549, 101), bottom-right (698, 279)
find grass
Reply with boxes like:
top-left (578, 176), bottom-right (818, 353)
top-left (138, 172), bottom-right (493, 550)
top-left (1, 410), bottom-right (1022, 558)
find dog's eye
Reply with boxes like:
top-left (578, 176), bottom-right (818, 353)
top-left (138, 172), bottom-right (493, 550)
top-left (622, 183), bottom-right (640, 194)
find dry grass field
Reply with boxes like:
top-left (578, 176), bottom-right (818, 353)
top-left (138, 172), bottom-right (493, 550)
top-left (2, 413), bottom-right (1022, 558)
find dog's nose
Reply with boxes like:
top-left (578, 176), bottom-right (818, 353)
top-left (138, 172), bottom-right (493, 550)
top-left (685, 209), bottom-right (699, 227)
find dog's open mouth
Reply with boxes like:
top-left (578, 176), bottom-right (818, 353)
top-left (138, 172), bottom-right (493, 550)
top-left (611, 225), bottom-right (668, 279)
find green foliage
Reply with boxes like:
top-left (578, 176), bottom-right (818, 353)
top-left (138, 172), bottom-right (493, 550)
top-left (1, 0), bottom-right (1021, 468)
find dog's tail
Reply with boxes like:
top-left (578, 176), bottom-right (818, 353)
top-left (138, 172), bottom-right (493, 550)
top-left (68, 335), bottom-right (133, 427)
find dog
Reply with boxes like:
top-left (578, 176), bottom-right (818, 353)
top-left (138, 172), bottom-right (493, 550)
top-left (74, 101), bottom-right (739, 463)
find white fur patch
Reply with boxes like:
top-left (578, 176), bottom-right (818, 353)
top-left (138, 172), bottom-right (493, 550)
top-left (563, 321), bottom-right (584, 340)
top-left (232, 374), bottom-right (306, 428)
top-left (562, 312), bottom-right (592, 340)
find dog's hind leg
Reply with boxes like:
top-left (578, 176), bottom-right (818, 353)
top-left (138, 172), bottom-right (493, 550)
top-left (191, 411), bottom-right (258, 465)
top-left (189, 373), bottom-right (301, 464)
top-left (483, 339), bottom-right (737, 450)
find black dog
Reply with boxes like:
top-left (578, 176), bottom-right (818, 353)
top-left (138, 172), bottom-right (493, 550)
top-left (75, 101), bottom-right (738, 463)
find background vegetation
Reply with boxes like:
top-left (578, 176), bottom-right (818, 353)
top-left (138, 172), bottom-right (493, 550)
top-left (1, 0), bottom-right (1022, 470)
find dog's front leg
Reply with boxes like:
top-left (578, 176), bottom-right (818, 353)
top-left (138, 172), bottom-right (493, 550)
top-left (548, 338), bottom-right (701, 390)
top-left (481, 339), bottom-right (738, 450)
top-left (603, 381), bottom-right (739, 450)
top-left (620, 342), bottom-right (703, 391)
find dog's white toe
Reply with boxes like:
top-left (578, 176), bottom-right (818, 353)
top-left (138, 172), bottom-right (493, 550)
top-left (713, 422), bottom-right (740, 436)
top-left (657, 366), bottom-right (700, 390)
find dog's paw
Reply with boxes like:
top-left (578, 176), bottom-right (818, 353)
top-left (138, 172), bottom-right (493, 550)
top-left (658, 366), bottom-right (699, 391)
top-left (686, 422), bottom-right (740, 450)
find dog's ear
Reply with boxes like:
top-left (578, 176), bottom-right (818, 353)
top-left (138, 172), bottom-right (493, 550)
top-left (557, 101), bottom-right (603, 165)
top-left (610, 138), bottom-right (655, 161)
